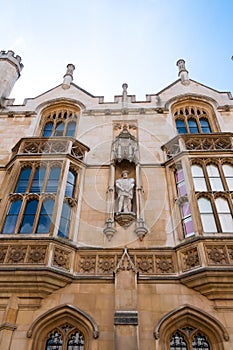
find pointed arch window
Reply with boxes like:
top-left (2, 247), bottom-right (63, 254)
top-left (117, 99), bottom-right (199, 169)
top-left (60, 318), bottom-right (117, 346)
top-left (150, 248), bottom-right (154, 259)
top-left (2, 199), bottom-right (22, 234)
top-left (15, 167), bottom-right (31, 193)
top-left (215, 197), bottom-right (233, 232)
top-left (169, 329), bottom-right (210, 349)
top-left (43, 122), bottom-right (53, 137)
top-left (222, 163), bottom-right (233, 191)
top-left (58, 202), bottom-right (72, 238)
top-left (55, 122), bottom-right (65, 136)
top-left (46, 166), bottom-right (61, 193)
top-left (197, 197), bottom-right (217, 232)
top-left (170, 331), bottom-right (187, 349)
top-left (31, 166), bottom-right (46, 193)
top-left (66, 121), bottom-right (76, 137)
top-left (173, 105), bottom-right (213, 134)
top-left (65, 170), bottom-right (76, 197)
top-left (176, 119), bottom-right (187, 134)
top-left (200, 118), bottom-right (211, 133)
top-left (37, 198), bottom-right (55, 233)
top-left (206, 164), bottom-right (223, 191)
top-left (191, 165), bottom-right (207, 191)
top-left (188, 119), bottom-right (198, 134)
top-left (41, 108), bottom-right (79, 137)
top-left (20, 199), bottom-right (39, 233)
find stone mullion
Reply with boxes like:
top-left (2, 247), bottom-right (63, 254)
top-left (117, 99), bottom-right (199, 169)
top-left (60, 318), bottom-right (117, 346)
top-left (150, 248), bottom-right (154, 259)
top-left (14, 195), bottom-right (27, 234)
top-left (210, 195), bottom-right (222, 233)
top-left (218, 162), bottom-right (229, 192)
top-left (202, 162), bottom-right (212, 192)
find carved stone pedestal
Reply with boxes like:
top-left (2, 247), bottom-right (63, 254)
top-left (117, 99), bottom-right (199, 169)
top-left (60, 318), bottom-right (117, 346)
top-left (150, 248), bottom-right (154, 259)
top-left (115, 212), bottom-right (136, 228)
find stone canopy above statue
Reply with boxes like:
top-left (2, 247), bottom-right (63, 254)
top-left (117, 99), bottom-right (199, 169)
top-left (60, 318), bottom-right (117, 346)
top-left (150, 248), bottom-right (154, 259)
top-left (111, 125), bottom-right (139, 164)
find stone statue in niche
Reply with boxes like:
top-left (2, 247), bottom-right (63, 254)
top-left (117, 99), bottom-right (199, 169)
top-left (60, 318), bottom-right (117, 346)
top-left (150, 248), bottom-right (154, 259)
top-left (116, 170), bottom-right (135, 213)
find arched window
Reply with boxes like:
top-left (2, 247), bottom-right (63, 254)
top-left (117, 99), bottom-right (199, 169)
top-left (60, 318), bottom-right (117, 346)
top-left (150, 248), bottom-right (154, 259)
top-left (31, 166), bottom-right (46, 193)
top-left (169, 329), bottom-right (210, 349)
top-left (66, 121), bottom-right (76, 137)
top-left (173, 105), bottom-right (213, 135)
top-left (65, 170), bottom-right (76, 197)
top-left (43, 122), bottom-right (53, 137)
top-left (200, 118), bottom-right (211, 133)
top-left (20, 199), bottom-right (39, 233)
top-left (170, 331), bottom-right (188, 349)
top-left (176, 119), bottom-right (187, 134)
top-left (41, 108), bottom-right (79, 137)
top-left (206, 164), bottom-right (223, 191)
top-left (180, 201), bottom-right (194, 237)
top-left (215, 197), bottom-right (233, 232)
top-left (222, 163), bottom-right (233, 191)
top-left (2, 199), bottom-right (22, 234)
top-left (197, 197), bottom-right (217, 232)
top-left (58, 202), bottom-right (71, 238)
top-left (37, 198), bottom-right (55, 233)
top-left (46, 167), bottom-right (61, 193)
top-left (175, 168), bottom-right (187, 196)
top-left (191, 165), bottom-right (207, 191)
top-left (54, 122), bottom-right (65, 136)
top-left (15, 167), bottom-right (31, 193)
top-left (188, 119), bottom-right (198, 133)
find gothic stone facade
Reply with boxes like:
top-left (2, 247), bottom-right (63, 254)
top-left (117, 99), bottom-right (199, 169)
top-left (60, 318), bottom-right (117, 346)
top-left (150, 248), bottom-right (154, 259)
top-left (0, 51), bottom-right (232, 349)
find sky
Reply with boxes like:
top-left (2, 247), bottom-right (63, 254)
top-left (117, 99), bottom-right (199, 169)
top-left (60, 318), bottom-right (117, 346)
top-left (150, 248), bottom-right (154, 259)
top-left (1, 0), bottom-right (233, 104)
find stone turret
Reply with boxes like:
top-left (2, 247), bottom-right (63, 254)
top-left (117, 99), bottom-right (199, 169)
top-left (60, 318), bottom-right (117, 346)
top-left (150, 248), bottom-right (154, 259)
top-left (0, 50), bottom-right (24, 102)
top-left (62, 63), bottom-right (75, 89)
top-left (176, 58), bottom-right (190, 86)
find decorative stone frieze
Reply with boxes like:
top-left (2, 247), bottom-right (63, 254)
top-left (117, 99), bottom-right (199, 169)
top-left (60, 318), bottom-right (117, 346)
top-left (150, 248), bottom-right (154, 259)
top-left (181, 247), bottom-right (200, 271)
top-left (205, 245), bottom-right (228, 265)
top-left (155, 255), bottom-right (175, 274)
top-left (79, 256), bottom-right (96, 273)
top-left (27, 245), bottom-right (47, 264)
top-left (53, 247), bottom-right (71, 271)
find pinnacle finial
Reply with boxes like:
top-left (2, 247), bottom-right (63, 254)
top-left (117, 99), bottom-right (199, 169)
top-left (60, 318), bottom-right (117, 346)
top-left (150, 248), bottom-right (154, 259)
top-left (62, 63), bottom-right (75, 89)
top-left (176, 59), bottom-right (190, 86)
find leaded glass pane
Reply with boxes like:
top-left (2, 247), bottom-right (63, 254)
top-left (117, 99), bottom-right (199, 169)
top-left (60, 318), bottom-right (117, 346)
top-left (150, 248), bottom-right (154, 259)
top-left (222, 164), bottom-right (233, 191)
top-left (192, 332), bottom-right (210, 349)
top-left (15, 167), bottom-right (31, 193)
top-left (37, 199), bottom-right (55, 233)
top-left (20, 200), bottom-right (38, 233)
top-left (31, 167), bottom-right (46, 193)
top-left (65, 171), bottom-right (76, 197)
top-left (191, 165), bottom-right (207, 191)
top-left (206, 164), bottom-right (223, 191)
top-left (200, 118), bottom-right (211, 133)
top-left (198, 198), bottom-right (217, 232)
top-left (43, 122), bottom-right (53, 137)
top-left (67, 330), bottom-right (85, 350)
top-left (2, 200), bottom-right (22, 234)
top-left (215, 197), bottom-right (233, 232)
top-left (176, 119), bottom-right (187, 134)
top-left (46, 167), bottom-right (61, 193)
top-left (58, 202), bottom-right (71, 238)
top-left (55, 122), bottom-right (65, 136)
top-left (46, 330), bottom-right (63, 350)
top-left (170, 331), bottom-right (187, 349)
top-left (66, 121), bottom-right (76, 137)
top-left (188, 119), bottom-right (198, 133)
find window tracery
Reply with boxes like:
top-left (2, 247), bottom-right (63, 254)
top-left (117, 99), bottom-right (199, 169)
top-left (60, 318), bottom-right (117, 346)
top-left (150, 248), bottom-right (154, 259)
top-left (45, 324), bottom-right (85, 350)
top-left (42, 108), bottom-right (79, 138)
top-left (1, 162), bottom-right (78, 238)
top-left (191, 161), bottom-right (233, 233)
top-left (173, 105), bottom-right (214, 134)
top-left (169, 328), bottom-right (210, 349)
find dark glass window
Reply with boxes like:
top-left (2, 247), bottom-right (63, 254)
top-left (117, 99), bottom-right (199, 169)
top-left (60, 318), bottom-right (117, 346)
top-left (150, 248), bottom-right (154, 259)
top-left (58, 202), bottom-right (71, 238)
top-left (66, 121), bottom-right (76, 137)
top-left (200, 118), bottom-right (211, 133)
top-left (20, 199), bottom-right (38, 233)
top-left (15, 167), bottom-right (31, 193)
top-left (37, 198), bottom-right (55, 233)
top-left (46, 330), bottom-right (63, 350)
top-left (31, 167), bottom-right (46, 193)
top-left (188, 119), bottom-right (198, 133)
top-left (65, 170), bottom-right (76, 197)
top-left (43, 122), bottom-right (53, 137)
top-left (176, 119), bottom-right (187, 134)
top-left (54, 122), bottom-right (65, 136)
top-left (170, 331), bottom-right (187, 349)
top-left (2, 200), bottom-right (22, 234)
top-left (192, 333), bottom-right (210, 349)
top-left (46, 167), bottom-right (61, 193)
top-left (67, 331), bottom-right (85, 349)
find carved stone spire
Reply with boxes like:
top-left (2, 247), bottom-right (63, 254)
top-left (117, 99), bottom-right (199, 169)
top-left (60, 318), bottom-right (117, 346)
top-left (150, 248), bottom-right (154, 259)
top-left (176, 59), bottom-right (190, 86)
top-left (62, 63), bottom-right (75, 89)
